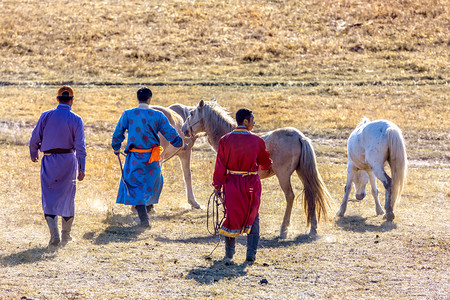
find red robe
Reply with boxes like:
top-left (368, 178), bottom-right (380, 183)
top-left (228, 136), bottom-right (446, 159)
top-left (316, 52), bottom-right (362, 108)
top-left (212, 126), bottom-right (272, 237)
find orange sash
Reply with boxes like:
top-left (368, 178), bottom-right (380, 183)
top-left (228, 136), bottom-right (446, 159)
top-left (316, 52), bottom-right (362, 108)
top-left (129, 146), bottom-right (164, 164)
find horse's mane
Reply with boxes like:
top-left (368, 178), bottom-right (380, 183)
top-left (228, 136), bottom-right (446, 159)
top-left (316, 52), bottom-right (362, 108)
top-left (203, 101), bottom-right (236, 138)
top-left (356, 117), bottom-right (370, 129)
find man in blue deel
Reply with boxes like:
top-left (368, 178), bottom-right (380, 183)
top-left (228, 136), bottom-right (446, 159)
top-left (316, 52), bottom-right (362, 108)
top-left (112, 87), bottom-right (186, 228)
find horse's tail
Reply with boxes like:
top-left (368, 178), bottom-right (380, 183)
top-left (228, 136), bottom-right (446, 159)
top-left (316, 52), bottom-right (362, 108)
top-left (387, 126), bottom-right (407, 207)
top-left (295, 134), bottom-right (333, 225)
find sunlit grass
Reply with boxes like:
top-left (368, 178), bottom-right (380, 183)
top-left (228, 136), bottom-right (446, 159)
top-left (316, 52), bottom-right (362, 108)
top-left (0, 0), bottom-right (448, 298)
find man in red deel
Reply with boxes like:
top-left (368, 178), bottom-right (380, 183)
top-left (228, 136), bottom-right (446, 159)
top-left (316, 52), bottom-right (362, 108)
top-left (212, 108), bottom-right (272, 264)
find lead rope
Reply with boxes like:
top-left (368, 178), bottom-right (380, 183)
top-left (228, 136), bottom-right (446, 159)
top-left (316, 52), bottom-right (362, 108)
top-left (206, 190), bottom-right (226, 258)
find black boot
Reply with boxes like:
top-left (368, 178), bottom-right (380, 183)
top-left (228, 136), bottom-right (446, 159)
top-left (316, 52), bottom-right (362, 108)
top-left (224, 237), bottom-right (236, 265)
top-left (136, 205), bottom-right (150, 228)
top-left (246, 214), bottom-right (260, 263)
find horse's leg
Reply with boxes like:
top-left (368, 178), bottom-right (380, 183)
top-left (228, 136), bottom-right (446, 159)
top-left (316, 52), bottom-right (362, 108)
top-left (370, 166), bottom-right (393, 221)
top-left (337, 164), bottom-right (354, 217)
top-left (275, 172), bottom-right (295, 239)
top-left (367, 171), bottom-right (383, 215)
top-left (178, 149), bottom-right (201, 209)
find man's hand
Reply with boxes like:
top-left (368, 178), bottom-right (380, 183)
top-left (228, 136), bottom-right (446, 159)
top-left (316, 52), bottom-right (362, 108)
top-left (31, 157), bottom-right (39, 162)
top-left (78, 170), bottom-right (85, 181)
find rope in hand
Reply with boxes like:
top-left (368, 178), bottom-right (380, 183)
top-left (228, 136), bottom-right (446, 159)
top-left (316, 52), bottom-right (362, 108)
top-left (206, 189), bottom-right (226, 258)
top-left (117, 152), bottom-right (130, 196)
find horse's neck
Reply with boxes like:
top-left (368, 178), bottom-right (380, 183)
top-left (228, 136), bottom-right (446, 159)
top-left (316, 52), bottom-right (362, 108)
top-left (203, 109), bottom-right (235, 151)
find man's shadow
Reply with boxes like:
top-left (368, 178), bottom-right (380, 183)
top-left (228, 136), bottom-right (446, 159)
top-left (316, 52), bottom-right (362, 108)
top-left (155, 232), bottom-right (319, 249)
top-left (1, 247), bottom-right (56, 267)
top-left (82, 212), bottom-right (145, 245)
top-left (335, 215), bottom-right (397, 233)
top-left (84, 225), bottom-right (145, 245)
top-left (186, 259), bottom-right (249, 284)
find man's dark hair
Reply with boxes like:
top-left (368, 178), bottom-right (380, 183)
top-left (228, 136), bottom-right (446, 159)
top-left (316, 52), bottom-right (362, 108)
top-left (137, 87), bottom-right (152, 103)
top-left (57, 92), bottom-right (73, 104)
top-left (236, 108), bottom-right (253, 125)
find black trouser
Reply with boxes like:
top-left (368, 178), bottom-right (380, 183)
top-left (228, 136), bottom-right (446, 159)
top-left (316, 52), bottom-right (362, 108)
top-left (225, 214), bottom-right (260, 260)
top-left (135, 205), bottom-right (149, 226)
top-left (44, 214), bottom-right (73, 221)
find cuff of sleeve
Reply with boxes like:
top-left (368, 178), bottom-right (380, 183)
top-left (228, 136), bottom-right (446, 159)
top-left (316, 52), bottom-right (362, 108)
top-left (78, 157), bottom-right (86, 172)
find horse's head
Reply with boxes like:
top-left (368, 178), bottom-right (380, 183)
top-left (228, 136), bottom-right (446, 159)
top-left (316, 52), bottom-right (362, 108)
top-left (353, 170), bottom-right (369, 200)
top-left (182, 99), bottom-right (205, 137)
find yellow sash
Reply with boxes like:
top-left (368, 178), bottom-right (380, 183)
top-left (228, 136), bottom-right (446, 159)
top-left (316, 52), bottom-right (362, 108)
top-left (129, 146), bottom-right (164, 164)
top-left (228, 170), bottom-right (258, 176)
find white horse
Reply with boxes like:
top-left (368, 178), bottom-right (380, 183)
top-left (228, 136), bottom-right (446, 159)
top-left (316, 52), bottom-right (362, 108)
top-left (337, 117), bottom-right (407, 221)
top-left (149, 104), bottom-right (201, 209)
top-left (181, 100), bottom-right (333, 237)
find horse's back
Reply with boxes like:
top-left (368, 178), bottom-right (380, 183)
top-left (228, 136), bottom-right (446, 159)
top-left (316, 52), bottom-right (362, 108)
top-left (348, 119), bottom-right (400, 169)
top-left (261, 127), bottom-right (305, 170)
top-left (169, 103), bottom-right (194, 122)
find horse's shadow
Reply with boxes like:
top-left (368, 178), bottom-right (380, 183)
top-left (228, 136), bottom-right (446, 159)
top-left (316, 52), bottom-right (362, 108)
top-left (335, 215), bottom-right (397, 233)
top-left (1, 246), bottom-right (56, 267)
top-left (186, 259), bottom-right (249, 285)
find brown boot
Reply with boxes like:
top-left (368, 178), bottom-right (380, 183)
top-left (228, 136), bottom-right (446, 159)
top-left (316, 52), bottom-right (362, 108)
top-left (61, 217), bottom-right (74, 245)
top-left (45, 216), bottom-right (60, 247)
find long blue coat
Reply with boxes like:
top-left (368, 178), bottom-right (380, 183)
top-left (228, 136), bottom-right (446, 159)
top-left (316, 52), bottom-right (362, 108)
top-left (112, 104), bottom-right (183, 206)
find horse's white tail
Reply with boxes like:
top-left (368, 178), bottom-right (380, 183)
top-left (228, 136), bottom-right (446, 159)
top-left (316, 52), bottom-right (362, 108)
top-left (387, 127), bottom-right (407, 207)
top-left (295, 135), bottom-right (333, 225)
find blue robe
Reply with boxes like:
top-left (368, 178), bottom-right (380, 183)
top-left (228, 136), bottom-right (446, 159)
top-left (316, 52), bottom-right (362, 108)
top-left (112, 104), bottom-right (183, 206)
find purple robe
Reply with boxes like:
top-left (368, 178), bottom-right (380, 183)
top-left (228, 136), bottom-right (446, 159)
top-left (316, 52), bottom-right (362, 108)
top-left (29, 104), bottom-right (86, 217)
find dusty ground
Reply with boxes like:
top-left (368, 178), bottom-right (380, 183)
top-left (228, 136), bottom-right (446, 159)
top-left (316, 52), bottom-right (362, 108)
top-left (0, 0), bottom-right (448, 298)
top-left (0, 132), bottom-right (448, 299)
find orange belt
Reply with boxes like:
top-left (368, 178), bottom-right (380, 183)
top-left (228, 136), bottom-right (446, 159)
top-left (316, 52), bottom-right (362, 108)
top-left (129, 146), bottom-right (163, 164)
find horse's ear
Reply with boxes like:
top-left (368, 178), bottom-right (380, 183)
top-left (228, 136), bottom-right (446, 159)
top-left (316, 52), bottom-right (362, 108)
top-left (199, 100), bottom-right (204, 108)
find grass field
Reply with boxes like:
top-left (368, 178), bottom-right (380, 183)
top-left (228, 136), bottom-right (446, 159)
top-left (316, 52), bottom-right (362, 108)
top-left (0, 0), bottom-right (449, 299)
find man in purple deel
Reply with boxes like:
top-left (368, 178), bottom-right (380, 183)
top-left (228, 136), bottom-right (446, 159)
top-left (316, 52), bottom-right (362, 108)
top-left (29, 86), bottom-right (86, 248)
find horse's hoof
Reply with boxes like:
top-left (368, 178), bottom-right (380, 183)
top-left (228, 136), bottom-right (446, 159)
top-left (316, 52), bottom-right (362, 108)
top-left (383, 212), bottom-right (395, 222)
top-left (279, 231), bottom-right (288, 239)
top-left (189, 201), bottom-right (201, 209)
top-left (336, 210), bottom-right (345, 217)
top-left (376, 208), bottom-right (384, 216)
top-left (309, 228), bottom-right (318, 236)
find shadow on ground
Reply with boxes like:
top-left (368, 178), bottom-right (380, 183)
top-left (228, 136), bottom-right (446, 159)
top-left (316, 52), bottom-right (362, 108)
top-left (335, 215), bottom-right (397, 233)
top-left (155, 232), bottom-right (318, 248)
top-left (83, 224), bottom-right (149, 245)
top-left (186, 259), bottom-right (249, 284)
top-left (0, 247), bottom-right (56, 266)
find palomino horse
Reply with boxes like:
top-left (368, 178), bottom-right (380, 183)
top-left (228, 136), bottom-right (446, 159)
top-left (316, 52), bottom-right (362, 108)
top-left (336, 117), bottom-right (407, 221)
top-left (181, 100), bottom-right (332, 237)
top-left (148, 104), bottom-right (201, 209)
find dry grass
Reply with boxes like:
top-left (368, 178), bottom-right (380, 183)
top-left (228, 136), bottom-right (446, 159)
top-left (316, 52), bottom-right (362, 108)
top-left (0, 0), bottom-right (449, 299)
top-left (0, 0), bottom-right (448, 84)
